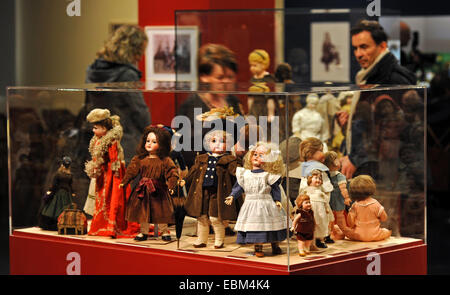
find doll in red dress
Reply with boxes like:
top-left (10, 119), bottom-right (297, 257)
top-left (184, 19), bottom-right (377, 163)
top-left (120, 125), bottom-right (179, 241)
top-left (84, 108), bottom-right (139, 238)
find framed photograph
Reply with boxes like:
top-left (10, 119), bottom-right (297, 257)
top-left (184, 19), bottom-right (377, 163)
top-left (311, 22), bottom-right (350, 82)
top-left (145, 26), bottom-right (198, 82)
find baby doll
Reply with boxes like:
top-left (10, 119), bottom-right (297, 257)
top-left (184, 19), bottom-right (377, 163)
top-left (84, 108), bottom-right (139, 238)
top-left (324, 151), bottom-right (351, 239)
top-left (225, 142), bottom-right (290, 258)
top-left (120, 125), bottom-right (179, 241)
top-left (299, 137), bottom-right (334, 246)
top-left (341, 175), bottom-right (392, 242)
top-left (300, 170), bottom-right (334, 248)
top-left (38, 156), bottom-right (76, 231)
top-left (183, 130), bottom-right (238, 249)
top-left (248, 49), bottom-right (275, 85)
top-left (291, 194), bottom-right (315, 256)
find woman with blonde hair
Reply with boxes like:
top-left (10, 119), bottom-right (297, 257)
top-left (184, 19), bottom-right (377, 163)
top-left (83, 24), bottom-right (151, 164)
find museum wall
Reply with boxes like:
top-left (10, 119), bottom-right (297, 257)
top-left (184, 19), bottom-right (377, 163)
top-left (15, 0), bottom-right (138, 86)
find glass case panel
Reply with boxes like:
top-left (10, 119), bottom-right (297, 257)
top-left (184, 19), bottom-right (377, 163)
top-left (7, 82), bottom-right (425, 272)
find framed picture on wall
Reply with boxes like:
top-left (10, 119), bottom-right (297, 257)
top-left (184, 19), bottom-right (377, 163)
top-left (311, 22), bottom-right (350, 82)
top-left (145, 26), bottom-right (198, 82)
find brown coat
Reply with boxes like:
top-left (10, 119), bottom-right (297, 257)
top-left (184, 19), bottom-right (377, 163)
top-left (184, 153), bottom-right (238, 220)
top-left (123, 156), bottom-right (178, 224)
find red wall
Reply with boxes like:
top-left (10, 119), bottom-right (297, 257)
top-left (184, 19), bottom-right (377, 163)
top-left (138, 0), bottom-right (276, 125)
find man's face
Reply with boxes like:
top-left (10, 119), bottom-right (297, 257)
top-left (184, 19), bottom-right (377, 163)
top-left (352, 30), bottom-right (387, 69)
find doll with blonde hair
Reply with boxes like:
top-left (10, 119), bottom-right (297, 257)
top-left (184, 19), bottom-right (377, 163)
top-left (342, 175), bottom-right (391, 242)
top-left (248, 49), bottom-right (275, 84)
top-left (225, 142), bottom-right (290, 257)
top-left (183, 129), bottom-right (238, 249)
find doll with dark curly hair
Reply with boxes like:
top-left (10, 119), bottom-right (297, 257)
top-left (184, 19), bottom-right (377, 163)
top-left (120, 125), bottom-right (179, 241)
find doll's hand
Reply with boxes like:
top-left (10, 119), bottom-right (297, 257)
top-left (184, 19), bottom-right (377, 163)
top-left (225, 196), bottom-right (234, 206)
top-left (344, 198), bottom-right (351, 206)
top-left (46, 191), bottom-right (52, 195)
top-left (178, 179), bottom-right (185, 187)
top-left (72, 193), bottom-right (76, 197)
top-left (169, 189), bottom-right (175, 195)
top-left (119, 183), bottom-right (124, 189)
top-left (275, 201), bottom-right (282, 209)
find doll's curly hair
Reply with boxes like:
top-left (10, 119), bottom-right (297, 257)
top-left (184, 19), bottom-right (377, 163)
top-left (295, 194), bottom-right (310, 209)
top-left (349, 175), bottom-right (377, 201)
top-left (299, 137), bottom-right (323, 162)
top-left (243, 141), bottom-right (284, 175)
top-left (136, 125), bottom-right (171, 159)
top-left (97, 25), bottom-right (148, 65)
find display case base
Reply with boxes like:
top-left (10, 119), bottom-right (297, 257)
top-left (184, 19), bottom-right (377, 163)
top-left (10, 228), bottom-right (426, 275)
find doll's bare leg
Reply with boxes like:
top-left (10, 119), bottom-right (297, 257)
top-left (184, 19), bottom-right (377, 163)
top-left (298, 240), bottom-right (306, 256)
top-left (194, 215), bottom-right (210, 247)
top-left (210, 216), bottom-right (225, 248)
top-left (304, 240), bottom-right (312, 253)
top-left (331, 211), bottom-right (346, 240)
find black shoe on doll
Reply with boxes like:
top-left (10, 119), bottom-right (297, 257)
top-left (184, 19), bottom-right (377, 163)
top-left (134, 233), bottom-right (148, 241)
top-left (162, 235), bottom-right (171, 241)
top-left (324, 235), bottom-right (335, 244)
top-left (315, 239), bottom-right (328, 248)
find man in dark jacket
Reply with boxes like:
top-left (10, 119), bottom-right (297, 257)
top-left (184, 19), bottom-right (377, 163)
top-left (338, 20), bottom-right (417, 179)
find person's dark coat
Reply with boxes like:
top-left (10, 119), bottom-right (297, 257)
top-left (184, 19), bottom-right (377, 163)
top-left (362, 52), bottom-right (417, 85)
top-left (183, 153), bottom-right (238, 221)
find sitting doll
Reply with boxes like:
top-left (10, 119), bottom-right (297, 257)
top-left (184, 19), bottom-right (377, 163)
top-left (324, 151), bottom-right (351, 239)
top-left (248, 49), bottom-right (276, 85)
top-left (299, 137), bottom-right (334, 246)
top-left (225, 142), bottom-right (290, 258)
top-left (300, 170), bottom-right (334, 248)
top-left (291, 194), bottom-right (315, 256)
top-left (341, 175), bottom-right (392, 242)
top-left (38, 156), bottom-right (76, 231)
top-left (120, 125), bottom-right (179, 241)
top-left (183, 130), bottom-right (238, 249)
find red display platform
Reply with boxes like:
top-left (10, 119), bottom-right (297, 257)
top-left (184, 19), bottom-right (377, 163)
top-left (10, 229), bottom-right (426, 275)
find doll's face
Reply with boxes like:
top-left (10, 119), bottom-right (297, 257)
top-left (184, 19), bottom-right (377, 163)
top-left (145, 132), bottom-right (159, 154)
top-left (311, 149), bottom-right (325, 162)
top-left (209, 135), bottom-right (227, 154)
top-left (310, 174), bottom-right (322, 187)
top-left (251, 145), bottom-right (267, 168)
top-left (92, 124), bottom-right (107, 138)
top-left (301, 199), bottom-right (312, 210)
top-left (250, 61), bottom-right (266, 76)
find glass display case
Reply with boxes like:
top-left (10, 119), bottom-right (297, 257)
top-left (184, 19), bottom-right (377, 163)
top-left (7, 82), bottom-right (427, 274)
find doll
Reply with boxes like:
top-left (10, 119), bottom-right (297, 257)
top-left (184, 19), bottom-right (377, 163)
top-left (120, 125), bottom-right (179, 241)
top-left (341, 175), bottom-right (392, 242)
top-left (324, 151), bottom-right (351, 239)
top-left (300, 170), bottom-right (334, 248)
top-left (298, 137), bottom-right (334, 246)
top-left (38, 156), bottom-right (76, 231)
top-left (183, 130), bottom-right (238, 249)
top-left (84, 109), bottom-right (139, 238)
top-left (292, 94), bottom-right (329, 146)
top-left (225, 142), bottom-right (290, 258)
top-left (291, 194), bottom-right (315, 256)
top-left (331, 91), bottom-right (354, 154)
top-left (248, 49), bottom-right (275, 85)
